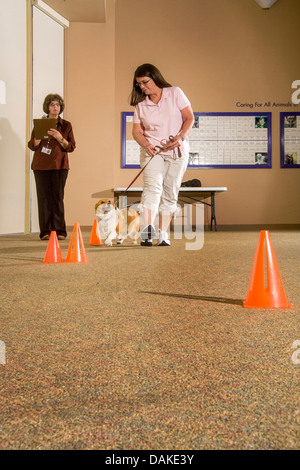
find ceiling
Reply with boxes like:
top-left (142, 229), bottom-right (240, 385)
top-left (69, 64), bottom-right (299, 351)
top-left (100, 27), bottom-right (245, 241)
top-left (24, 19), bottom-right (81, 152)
top-left (41, 0), bottom-right (279, 24)
top-left (42, 0), bottom-right (106, 23)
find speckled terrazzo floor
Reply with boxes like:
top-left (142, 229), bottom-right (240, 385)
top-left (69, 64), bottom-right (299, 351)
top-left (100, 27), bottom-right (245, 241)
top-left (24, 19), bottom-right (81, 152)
top-left (0, 229), bottom-right (299, 450)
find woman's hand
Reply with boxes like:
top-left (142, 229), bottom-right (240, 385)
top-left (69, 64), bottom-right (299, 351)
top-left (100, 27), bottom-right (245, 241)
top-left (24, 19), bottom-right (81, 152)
top-left (48, 128), bottom-right (63, 142)
top-left (144, 143), bottom-right (159, 157)
top-left (164, 135), bottom-right (182, 151)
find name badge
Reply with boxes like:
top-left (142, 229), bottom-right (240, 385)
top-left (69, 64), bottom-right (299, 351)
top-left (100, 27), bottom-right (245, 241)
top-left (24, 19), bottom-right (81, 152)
top-left (41, 147), bottom-right (52, 155)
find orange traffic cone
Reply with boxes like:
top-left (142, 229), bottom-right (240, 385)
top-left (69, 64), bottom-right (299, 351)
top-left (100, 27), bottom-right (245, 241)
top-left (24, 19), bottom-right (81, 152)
top-left (65, 223), bottom-right (88, 263)
top-left (43, 231), bottom-right (64, 263)
top-left (243, 231), bottom-right (291, 309)
top-left (88, 219), bottom-right (103, 245)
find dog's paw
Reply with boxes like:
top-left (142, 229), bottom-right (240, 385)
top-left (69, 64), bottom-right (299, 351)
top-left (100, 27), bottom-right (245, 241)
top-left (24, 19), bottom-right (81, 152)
top-left (117, 239), bottom-right (124, 245)
top-left (105, 240), bottom-right (113, 247)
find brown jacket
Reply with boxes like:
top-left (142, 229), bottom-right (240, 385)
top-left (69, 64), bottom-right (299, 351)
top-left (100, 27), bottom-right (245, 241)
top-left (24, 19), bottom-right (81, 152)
top-left (28, 117), bottom-right (76, 170)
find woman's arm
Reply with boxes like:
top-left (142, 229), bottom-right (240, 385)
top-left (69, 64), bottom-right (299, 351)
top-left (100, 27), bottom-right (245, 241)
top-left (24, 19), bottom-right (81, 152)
top-left (48, 122), bottom-right (76, 152)
top-left (27, 130), bottom-right (41, 151)
top-left (165, 105), bottom-right (194, 151)
top-left (179, 105), bottom-right (194, 140)
top-left (132, 122), bottom-right (157, 157)
top-left (48, 128), bottom-right (69, 150)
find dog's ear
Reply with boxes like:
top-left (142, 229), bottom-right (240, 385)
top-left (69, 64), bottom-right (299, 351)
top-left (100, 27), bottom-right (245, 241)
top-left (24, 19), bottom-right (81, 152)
top-left (95, 200), bottom-right (103, 211)
top-left (106, 199), bottom-right (117, 209)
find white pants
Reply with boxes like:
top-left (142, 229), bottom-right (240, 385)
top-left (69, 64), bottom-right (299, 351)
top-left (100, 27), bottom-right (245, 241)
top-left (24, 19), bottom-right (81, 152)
top-left (139, 149), bottom-right (189, 225)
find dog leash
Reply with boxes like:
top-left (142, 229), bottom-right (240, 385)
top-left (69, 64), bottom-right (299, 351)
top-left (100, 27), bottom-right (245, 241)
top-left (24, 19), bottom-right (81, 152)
top-left (123, 135), bottom-right (181, 194)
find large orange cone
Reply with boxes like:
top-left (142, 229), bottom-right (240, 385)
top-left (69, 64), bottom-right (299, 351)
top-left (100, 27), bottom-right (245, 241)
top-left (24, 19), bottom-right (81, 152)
top-left (65, 223), bottom-right (88, 263)
top-left (88, 219), bottom-right (103, 245)
top-left (243, 231), bottom-right (291, 309)
top-left (43, 231), bottom-right (64, 263)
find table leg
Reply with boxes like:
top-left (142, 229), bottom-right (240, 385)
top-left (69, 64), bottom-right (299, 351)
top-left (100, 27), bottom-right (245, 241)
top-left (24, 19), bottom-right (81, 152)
top-left (210, 192), bottom-right (217, 231)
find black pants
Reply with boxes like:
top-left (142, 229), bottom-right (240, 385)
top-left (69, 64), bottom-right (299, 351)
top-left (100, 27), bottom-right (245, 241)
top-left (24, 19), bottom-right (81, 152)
top-left (33, 170), bottom-right (68, 239)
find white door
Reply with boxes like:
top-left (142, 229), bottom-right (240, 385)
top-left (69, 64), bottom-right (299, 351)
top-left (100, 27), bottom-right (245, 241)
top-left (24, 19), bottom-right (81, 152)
top-left (30, 6), bottom-right (65, 233)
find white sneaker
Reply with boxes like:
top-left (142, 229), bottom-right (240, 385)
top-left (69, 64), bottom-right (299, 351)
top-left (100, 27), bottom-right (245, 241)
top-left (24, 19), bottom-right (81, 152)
top-left (158, 230), bottom-right (170, 246)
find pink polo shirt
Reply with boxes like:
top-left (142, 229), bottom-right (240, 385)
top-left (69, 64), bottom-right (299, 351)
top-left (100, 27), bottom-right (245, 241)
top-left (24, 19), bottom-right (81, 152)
top-left (133, 86), bottom-right (191, 155)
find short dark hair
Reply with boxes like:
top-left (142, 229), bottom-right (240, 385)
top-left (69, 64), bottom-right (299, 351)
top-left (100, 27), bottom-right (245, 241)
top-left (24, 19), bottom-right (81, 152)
top-left (130, 64), bottom-right (172, 106)
top-left (43, 94), bottom-right (65, 115)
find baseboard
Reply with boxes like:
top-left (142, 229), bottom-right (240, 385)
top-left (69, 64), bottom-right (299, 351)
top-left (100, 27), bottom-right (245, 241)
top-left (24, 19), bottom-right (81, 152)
top-left (207, 224), bottom-right (300, 231)
top-left (67, 224), bottom-right (300, 233)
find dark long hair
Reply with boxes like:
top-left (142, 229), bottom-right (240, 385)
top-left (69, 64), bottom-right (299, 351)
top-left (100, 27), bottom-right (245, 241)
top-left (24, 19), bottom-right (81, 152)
top-left (130, 64), bottom-right (172, 106)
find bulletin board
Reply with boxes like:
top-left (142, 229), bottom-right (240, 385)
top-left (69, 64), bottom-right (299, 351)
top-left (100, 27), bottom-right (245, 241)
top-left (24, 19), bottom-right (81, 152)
top-left (280, 112), bottom-right (300, 168)
top-left (121, 112), bottom-right (272, 169)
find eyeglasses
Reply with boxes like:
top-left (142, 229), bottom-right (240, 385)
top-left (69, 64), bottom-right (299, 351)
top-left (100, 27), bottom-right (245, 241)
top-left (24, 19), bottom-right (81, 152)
top-left (49, 102), bottom-right (60, 107)
top-left (136, 78), bottom-right (152, 88)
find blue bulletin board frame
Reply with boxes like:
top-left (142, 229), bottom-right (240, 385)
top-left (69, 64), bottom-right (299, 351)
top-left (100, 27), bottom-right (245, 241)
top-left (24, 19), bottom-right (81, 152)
top-left (121, 111), bottom-right (272, 169)
top-left (280, 112), bottom-right (300, 168)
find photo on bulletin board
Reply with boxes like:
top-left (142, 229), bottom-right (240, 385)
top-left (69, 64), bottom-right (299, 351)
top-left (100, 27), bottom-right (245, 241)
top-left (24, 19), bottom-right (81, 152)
top-left (280, 112), bottom-right (300, 168)
top-left (121, 112), bottom-right (272, 169)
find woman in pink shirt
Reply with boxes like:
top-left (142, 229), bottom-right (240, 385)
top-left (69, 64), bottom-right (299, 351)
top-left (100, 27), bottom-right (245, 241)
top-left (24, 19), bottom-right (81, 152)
top-left (131, 64), bottom-right (194, 246)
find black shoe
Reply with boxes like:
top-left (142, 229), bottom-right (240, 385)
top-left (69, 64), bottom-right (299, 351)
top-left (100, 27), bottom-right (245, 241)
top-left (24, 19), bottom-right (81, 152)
top-left (141, 239), bottom-right (153, 246)
top-left (157, 240), bottom-right (171, 246)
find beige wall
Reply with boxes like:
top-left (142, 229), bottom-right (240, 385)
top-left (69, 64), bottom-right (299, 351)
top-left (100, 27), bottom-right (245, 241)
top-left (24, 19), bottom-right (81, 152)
top-left (64, 0), bottom-right (116, 225)
top-left (64, 0), bottom-right (300, 228)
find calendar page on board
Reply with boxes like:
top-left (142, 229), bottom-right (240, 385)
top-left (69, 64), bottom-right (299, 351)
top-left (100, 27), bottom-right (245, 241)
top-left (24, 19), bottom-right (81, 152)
top-left (121, 112), bottom-right (272, 169)
top-left (189, 113), bottom-right (270, 168)
top-left (280, 112), bottom-right (300, 168)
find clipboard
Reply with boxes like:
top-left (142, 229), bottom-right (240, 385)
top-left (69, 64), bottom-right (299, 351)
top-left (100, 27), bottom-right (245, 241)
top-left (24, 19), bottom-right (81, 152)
top-left (33, 118), bottom-right (57, 139)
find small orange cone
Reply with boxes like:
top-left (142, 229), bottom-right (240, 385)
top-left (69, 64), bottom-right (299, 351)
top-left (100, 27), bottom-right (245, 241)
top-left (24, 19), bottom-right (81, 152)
top-left (65, 223), bottom-right (88, 263)
top-left (43, 231), bottom-right (64, 263)
top-left (243, 231), bottom-right (291, 309)
top-left (88, 219), bottom-right (103, 245)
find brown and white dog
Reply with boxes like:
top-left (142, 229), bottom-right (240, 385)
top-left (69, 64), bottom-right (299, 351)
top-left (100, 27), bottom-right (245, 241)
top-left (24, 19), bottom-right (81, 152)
top-left (95, 198), bottom-right (140, 246)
